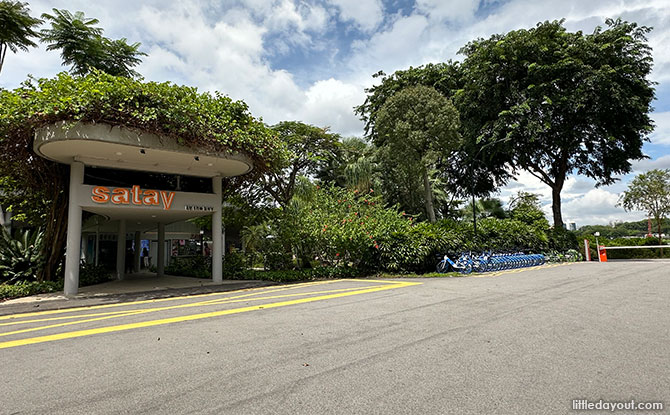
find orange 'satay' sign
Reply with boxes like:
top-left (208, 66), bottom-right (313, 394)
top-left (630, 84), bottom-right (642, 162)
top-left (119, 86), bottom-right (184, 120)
top-left (91, 186), bottom-right (175, 210)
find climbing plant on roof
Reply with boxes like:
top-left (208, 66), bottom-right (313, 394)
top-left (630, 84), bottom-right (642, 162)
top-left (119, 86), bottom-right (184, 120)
top-left (0, 70), bottom-right (286, 281)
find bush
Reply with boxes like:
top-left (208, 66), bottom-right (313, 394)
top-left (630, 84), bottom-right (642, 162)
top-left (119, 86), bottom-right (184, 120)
top-left (222, 251), bottom-right (246, 279)
top-left (264, 251), bottom-right (294, 270)
top-left (0, 280), bottom-right (63, 300)
top-left (0, 227), bottom-right (45, 284)
top-left (243, 266), bottom-right (363, 282)
top-left (78, 263), bottom-right (113, 287)
top-left (165, 256), bottom-right (212, 278)
top-left (578, 235), bottom-right (669, 259)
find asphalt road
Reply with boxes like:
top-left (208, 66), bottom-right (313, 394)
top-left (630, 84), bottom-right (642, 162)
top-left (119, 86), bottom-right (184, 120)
top-left (2, 261), bottom-right (669, 414)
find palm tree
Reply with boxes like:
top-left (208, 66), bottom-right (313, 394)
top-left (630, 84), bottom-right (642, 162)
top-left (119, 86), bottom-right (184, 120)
top-left (0, 1), bottom-right (42, 75)
top-left (40, 8), bottom-right (145, 78)
top-left (39, 9), bottom-right (103, 76)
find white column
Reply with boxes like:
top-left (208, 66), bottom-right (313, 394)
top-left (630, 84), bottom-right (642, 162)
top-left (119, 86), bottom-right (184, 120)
top-left (157, 223), bottom-right (165, 277)
top-left (133, 231), bottom-right (141, 273)
top-left (64, 162), bottom-right (84, 296)
top-left (212, 176), bottom-right (223, 283)
top-left (116, 219), bottom-right (126, 280)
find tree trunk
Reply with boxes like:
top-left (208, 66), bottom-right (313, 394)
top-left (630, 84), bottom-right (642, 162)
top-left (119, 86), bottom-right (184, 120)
top-left (551, 185), bottom-right (564, 230)
top-left (39, 166), bottom-right (69, 282)
top-left (422, 166), bottom-right (436, 223)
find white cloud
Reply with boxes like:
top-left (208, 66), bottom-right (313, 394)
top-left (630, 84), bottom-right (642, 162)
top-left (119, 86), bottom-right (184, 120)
top-left (650, 111), bottom-right (670, 146)
top-left (632, 154), bottom-right (670, 172)
top-left (298, 78), bottom-right (365, 135)
top-left (328, 0), bottom-right (384, 32)
top-left (561, 188), bottom-right (643, 226)
top-left (416, 0), bottom-right (480, 22)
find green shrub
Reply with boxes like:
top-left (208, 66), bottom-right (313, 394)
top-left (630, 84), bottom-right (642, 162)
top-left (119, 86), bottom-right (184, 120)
top-left (0, 280), bottom-right (63, 300)
top-left (165, 256), bottom-right (212, 278)
top-left (78, 263), bottom-right (113, 287)
top-left (222, 251), bottom-right (246, 278)
top-left (243, 266), bottom-right (363, 282)
top-left (0, 227), bottom-right (45, 284)
top-left (264, 251), bottom-right (294, 270)
top-left (547, 227), bottom-right (579, 251)
top-left (578, 235), bottom-right (669, 259)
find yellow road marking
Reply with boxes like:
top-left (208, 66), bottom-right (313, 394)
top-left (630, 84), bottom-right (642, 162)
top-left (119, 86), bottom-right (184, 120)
top-left (0, 280), bottom-right (338, 321)
top-left (0, 283), bottom-right (392, 335)
top-left (0, 280), bottom-right (419, 349)
top-left (0, 281), bottom-right (341, 326)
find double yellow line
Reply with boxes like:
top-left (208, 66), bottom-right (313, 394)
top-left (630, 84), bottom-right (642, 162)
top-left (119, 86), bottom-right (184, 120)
top-left (0, 279), bottom-right (419, 349)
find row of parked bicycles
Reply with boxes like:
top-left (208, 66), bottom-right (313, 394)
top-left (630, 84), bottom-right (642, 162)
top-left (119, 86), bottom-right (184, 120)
top-left (436, 249), bottom-right (582, 274)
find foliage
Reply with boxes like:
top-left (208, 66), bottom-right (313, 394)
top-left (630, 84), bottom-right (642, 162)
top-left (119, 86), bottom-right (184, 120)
top-left (241, 266), bottom-right (363, 283)
top-left (39, 8), bottom-right (146, 78)
top-left (318, 137), bottom-right (378, 193)
top-left (508, 192), bottom-right (548, 227)
top-left (0, 227), bottom-right (44, 283)
top-left (165, 256), bottom-right (212, 279)
top-left (0, 71), bottom-right (283, 280)
top-left (78, 263), bottom-right (112, 286)
top-left (618, 169), bottom-right (670, 245)
top-left (579, 220), bottom-right (670, 238)
top-left (375, 85), bottom-right (461, 222)
top-left (579, 234), bottom-right (668, 259)
top-left (0, 1), bottom-right (42, 75)
top-left (222, 251), bottom-right (246, 279)
top-left (257, 121), bottom-right (340, 207)
top-left (263, 251), bottom-right (294, 271)
top-left (458, 19), bottom-right (655, 228)
top-left (0, 280), bottom-right (63, 300)
top-left (355, 62), bottom-right (509, 201)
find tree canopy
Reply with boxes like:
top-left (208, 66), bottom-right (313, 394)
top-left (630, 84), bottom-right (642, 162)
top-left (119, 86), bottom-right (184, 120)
top-left (40, 8), bottom-right (146, 78)
top-left (458, 19), bottom-right (655, 228)
top-left (375, 85), bottom-right (461, 222)
top-left (255, 121), bottom-right (340, 207)
top-left (619, 169), bottom-right (670, 244)
top-left (0, 1), bottom-right (41, 75)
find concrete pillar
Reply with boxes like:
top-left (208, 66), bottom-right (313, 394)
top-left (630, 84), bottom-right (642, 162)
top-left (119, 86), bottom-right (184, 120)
top-left (212, 176), bottom-right (223, 283)
top-left (116, 219), bottom-right (126, 280)
top-left (157, 223), bottom-right (165, 277)
top-left (64, 162), bottom-right (84, 296)
top-left (133, 231), bottom-right (141, 272)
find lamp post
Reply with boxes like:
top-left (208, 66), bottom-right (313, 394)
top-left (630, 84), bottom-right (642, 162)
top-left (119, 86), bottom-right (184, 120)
top-left (594, 232), bottom-right (600, 263)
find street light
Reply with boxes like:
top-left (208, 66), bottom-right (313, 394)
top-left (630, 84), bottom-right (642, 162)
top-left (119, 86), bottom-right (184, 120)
top-left (594, 232), bottom-right (600, 262)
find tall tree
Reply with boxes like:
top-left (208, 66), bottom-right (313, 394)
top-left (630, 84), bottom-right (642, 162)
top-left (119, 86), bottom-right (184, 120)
top-left (375, 85), bottom-right (460, 223)
top-left (619, 169), bottom-right (670, 246)
top-left (0, 1), bottom-right (41, 75)
top-left (40, 8), bottom-right (145, 78)
top-left (356, 62), bottom-right (511, 202)
top-left (458, 19), bottom-right (655, 228)
top-left (259, 121), bottom-right (340, 207)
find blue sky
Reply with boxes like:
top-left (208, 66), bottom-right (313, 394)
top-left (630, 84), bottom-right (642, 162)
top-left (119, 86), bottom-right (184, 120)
top-left (2, 0), bottom-right (670, 226)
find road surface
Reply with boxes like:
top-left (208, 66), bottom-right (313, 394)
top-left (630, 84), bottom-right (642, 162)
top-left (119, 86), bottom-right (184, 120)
top-left (2, 261), bottom-right (669, 414)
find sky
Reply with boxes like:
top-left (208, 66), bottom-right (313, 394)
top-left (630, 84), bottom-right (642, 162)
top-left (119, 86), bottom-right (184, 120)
top-left (2, 0), bottom-right (670, 227)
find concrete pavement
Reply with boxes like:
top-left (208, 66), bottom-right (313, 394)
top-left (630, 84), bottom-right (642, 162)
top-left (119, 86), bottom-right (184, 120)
top-left (1, 261), bottom-right (669, 414)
